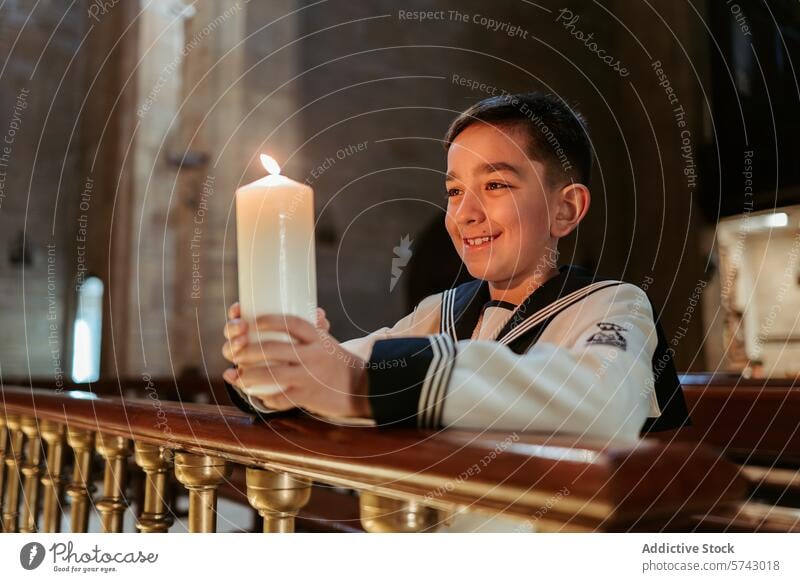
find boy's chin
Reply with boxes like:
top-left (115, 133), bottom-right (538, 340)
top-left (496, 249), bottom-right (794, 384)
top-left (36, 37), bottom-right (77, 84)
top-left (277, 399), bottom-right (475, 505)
top-left (463, 261), bottom-right (508, 282)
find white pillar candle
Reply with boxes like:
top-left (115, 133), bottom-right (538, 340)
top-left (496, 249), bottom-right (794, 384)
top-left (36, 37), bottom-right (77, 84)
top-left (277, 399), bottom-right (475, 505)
top-left (235, 154), bottom-right (317, 397)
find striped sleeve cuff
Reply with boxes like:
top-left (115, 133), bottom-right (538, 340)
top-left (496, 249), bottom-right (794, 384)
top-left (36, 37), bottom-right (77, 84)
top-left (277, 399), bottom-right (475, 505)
top-left (366, 334), bottom-right (456, 429)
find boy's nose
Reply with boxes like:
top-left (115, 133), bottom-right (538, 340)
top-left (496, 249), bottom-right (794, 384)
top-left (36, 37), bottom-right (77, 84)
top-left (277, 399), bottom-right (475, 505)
top-left (454, 190), bottom-right (485, 225)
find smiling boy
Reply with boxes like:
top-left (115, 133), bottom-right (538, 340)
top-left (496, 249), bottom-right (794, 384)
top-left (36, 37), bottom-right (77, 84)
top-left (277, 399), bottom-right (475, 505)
top-left (222, 92), bottom-right (690, 442)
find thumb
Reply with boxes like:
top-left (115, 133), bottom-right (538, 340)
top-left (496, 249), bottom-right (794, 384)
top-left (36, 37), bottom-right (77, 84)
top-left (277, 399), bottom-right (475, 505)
top-left (316, 307), bottom-right (330, 332)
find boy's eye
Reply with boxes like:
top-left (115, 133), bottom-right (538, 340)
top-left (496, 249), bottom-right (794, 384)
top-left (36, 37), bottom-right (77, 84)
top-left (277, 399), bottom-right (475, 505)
top-left (486, 182), bottom-right (510, 191)
top-left (445, 187), bottom-right (463, 198)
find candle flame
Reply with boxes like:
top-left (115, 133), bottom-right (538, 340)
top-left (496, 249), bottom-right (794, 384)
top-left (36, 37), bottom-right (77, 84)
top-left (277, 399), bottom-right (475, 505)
top-left (260, 154), bottom-right (281, 175)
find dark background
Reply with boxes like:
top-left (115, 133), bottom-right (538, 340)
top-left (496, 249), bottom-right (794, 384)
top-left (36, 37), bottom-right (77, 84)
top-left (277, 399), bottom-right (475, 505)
top-left (0, 0), bottom-right (797, 381)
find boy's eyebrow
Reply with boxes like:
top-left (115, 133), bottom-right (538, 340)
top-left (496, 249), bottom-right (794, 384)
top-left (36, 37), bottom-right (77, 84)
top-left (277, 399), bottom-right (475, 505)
top-left (445, 161), bottom-right (524, 181)
top-left (476, 161), bottom-right (524, 176)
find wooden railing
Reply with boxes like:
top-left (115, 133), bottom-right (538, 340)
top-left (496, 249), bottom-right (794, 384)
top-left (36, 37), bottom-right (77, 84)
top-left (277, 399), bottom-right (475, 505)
top-left (0, 385), bottom-right (747, 533)
top-left (651, 374), bottom-right (800, 532)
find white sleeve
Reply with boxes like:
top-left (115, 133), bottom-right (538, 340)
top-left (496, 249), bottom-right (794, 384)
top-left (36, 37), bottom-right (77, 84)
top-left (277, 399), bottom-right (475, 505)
top-left (366, 284), bottom-right (656, 442)
top-left (340, 292), bottom-right (441, 360)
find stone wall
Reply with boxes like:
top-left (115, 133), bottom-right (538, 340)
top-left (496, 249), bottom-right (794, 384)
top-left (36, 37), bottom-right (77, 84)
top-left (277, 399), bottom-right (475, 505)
top-left (0, 0), bottom-right (87, 380)
top-left (1, 0), bottom-right (713, 379)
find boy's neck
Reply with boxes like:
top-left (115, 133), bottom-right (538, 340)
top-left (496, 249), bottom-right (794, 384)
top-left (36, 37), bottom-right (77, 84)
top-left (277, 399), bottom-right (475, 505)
top-left (488, 265), bottom-right (560, 305)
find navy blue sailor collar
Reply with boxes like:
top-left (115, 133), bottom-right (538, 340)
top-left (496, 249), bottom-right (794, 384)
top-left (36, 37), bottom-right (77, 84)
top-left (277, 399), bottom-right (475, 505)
top-left (440, 264), bottom-right (691, 434)
top-left (442, 264), bottom-right (611, 343)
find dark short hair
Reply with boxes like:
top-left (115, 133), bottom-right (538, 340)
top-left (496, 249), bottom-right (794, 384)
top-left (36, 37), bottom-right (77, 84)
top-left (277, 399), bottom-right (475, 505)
top-left (444, 92), bottom-right (592, 186)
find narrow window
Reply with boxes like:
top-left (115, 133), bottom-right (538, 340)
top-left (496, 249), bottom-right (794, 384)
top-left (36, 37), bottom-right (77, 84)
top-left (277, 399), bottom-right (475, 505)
top-left (71, 276), bottom-right (103, 383)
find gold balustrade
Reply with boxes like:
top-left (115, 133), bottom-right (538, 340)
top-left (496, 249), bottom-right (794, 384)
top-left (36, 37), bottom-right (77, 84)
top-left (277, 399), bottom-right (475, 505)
top-left (133, 442), bottom-right (173, 533)
top-left (39, 420), bottom-right (66, 533)
top-left (0, 385), bottom-right (749, 533)
top-left (2, 414), bottom-right (24, 532)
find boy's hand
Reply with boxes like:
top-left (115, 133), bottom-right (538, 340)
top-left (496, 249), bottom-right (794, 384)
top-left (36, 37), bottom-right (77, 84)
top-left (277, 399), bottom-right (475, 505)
top-left (221, 304), bottom-right (371, 418)
top-left (223, 302), bottom-right (330, 349)
top-left (222, 302), bottom-right (331, 364)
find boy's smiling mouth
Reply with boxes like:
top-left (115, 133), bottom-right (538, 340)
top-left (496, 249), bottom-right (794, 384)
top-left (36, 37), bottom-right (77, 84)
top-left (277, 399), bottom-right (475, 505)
top-left (463, 233), bottom-right (501, 250)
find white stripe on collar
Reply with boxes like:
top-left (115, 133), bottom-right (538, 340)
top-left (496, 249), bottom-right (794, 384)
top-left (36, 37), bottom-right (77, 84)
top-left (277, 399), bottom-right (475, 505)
top-left (447, 289), bottom-right (457, 339)
top-left (497, 281), bottom-right (622, 345)
top-left (439, 289), bottom-right (451, 337)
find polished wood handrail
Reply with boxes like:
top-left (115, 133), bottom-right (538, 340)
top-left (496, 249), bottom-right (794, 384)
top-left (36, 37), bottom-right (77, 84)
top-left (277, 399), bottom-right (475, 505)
top-left (2, 376), bottom-right (231, 404)
top-left (654, 383), bottom-right (800, 463)
top-left (678, 373), bottom-right (799, 388)
top-left (649, 375), bottom-right (800, 532)
top-left (0, 385), bottom-right (746, 531)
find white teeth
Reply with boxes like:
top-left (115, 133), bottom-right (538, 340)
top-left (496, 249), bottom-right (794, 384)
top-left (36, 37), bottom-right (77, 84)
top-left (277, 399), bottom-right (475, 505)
top-left (465, 235), bottom-right (495, 246)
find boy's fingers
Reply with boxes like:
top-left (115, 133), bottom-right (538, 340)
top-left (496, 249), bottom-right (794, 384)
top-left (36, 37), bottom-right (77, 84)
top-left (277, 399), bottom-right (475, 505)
top-left (316, 308), bottom-right (330, 331)
top-left (221, 336), bottom-right (249, 362)
top-left (228, 302), bottom-right (241, 319)
top-left (230, 364), bottom-right (301, 393)
top-left (226, 342), bottom-right (305, 366)
top-left (255, 391), bottom-right (296, 412)
top-left (223, 319), bottom-right (247, 340)
top-left (254, 314), bottom-right (318, 344)
top-left (222, 367), bottom-right (239, 385)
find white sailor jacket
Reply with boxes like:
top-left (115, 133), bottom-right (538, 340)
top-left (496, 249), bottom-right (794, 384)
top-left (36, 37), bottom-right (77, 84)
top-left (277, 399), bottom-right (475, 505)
top-left (226, 264), bottom-right (690, 442)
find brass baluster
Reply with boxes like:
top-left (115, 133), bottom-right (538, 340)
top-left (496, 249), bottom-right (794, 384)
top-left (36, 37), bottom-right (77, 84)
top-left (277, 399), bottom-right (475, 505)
top-left (359, 492), bottom-right (441, 533)
top-left (39, 420), bottom-right (67, 533)
top-left (2, 415), bottom-right (24, 532)
top-left (246, 468), bottom-right (311, 533)
top-left (173, 452), bottom-right (230, 533)
top-left (0, 414), bottom-right (8, 530)
top-left (95, 434), bottom-right (131, 533)
top-left (134, 442), bottom-right (174, 533)
top-left (19, 417), bottom-right (43, 533)
top-left (65, 428), bottom-right (95, 533)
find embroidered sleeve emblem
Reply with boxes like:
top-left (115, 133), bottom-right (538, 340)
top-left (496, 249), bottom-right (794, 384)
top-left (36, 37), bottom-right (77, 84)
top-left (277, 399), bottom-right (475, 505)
top-left (586, 322), bottom-right (628, 350)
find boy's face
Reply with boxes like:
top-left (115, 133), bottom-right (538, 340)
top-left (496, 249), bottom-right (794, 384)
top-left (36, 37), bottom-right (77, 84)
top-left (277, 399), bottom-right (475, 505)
top-left (445, 123), bottom-right (558, 286)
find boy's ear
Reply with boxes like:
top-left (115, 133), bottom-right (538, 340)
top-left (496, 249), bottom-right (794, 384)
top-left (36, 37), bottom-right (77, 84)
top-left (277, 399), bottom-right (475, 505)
top-left (550, 182), bottom-right (590, 239)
